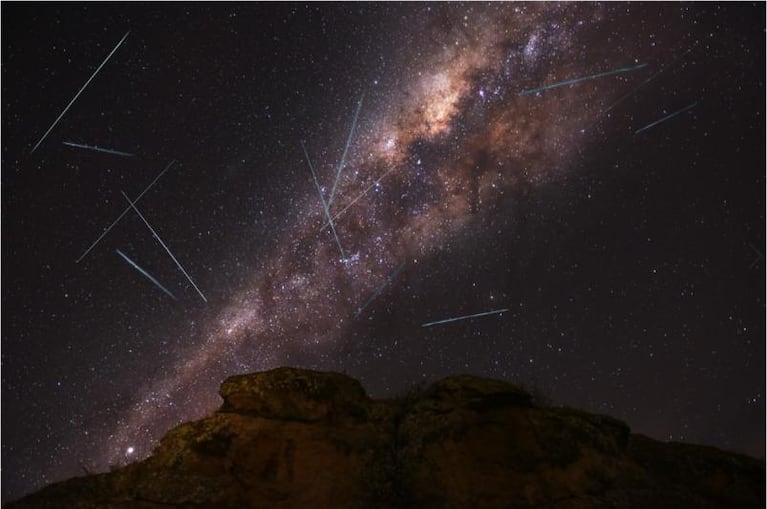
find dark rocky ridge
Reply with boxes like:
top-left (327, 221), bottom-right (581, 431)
top-left (7, 367), bottom-right (764, 508)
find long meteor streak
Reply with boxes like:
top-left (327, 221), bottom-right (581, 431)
top-left (422, 308), bottom-right (509, 328)
top-left (353, 261), bottom-right (405, 319)
top-left (302, 142), bottom-right (345, 258)
top-left (121, 191), bottom-right (208, 303)
top-left (519, 63), bottom-right (648, 96)
top-left (31, 31), bottom-right (130, 153)
top-left (76, 160), bottom-right (175, 264)
top-left (634, 101), bottom-right (698, 135)
top-left (116, 249), bottom-right (177, 300)
top-left (63, 141), bottom-right (134, 157)
top-left (320, 167), bottom-right (396, 232)
top-left (328, 93), bottom-right (364, 207)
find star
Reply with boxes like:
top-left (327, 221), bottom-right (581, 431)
top-left (1, 2), bottom-right (763, 502)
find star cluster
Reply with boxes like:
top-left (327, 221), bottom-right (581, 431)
top-left (2, 2), bottom-right (764, 502)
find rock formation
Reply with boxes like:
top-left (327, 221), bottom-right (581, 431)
top-left (7, 367), bottom-right (765, 508)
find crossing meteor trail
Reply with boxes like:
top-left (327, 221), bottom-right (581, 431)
top-left (5, 6), bottom-right (763, 502)
top-left (121, 191), bottom-right (208, 303)
top-left (422, 308), bottom-right (509, 328)
top-left (302, 141), bottom-right (345, 258)
top-left (116, 249), bottom-right (177, 300)
top-left (634, 101), bottom-right (698, 135)
top-left (63, 141), bottom-right (134, 157)
top-left (320, 167), bottom-right (396, 232)
top-left (519, 63), bottom-right (648, 96)
top-left (328, 94), bottom-right (364, 207)
top-left (30, 31), bottom-right (130, 153)
top-left (76, 160), bottom-right (175, 264)
top-left (353, 261), bottom-right (405, 319)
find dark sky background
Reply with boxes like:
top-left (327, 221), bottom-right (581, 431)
top-left (1, 2), bottom-right (764, 502)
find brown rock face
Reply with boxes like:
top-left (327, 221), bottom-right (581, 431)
top-left (7, 368), bottom-right (765, 508)
top-left (218, 367), bottom-right (370, 421)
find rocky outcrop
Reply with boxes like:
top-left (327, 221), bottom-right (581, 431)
top-left (7, 367), bottom-right (765, 508)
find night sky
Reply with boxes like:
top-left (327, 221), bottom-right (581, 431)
top-left (2, 2), bottom-right (764, 502)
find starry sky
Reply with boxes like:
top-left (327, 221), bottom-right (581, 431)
top-left (1, 2), bottom-right (764, 502)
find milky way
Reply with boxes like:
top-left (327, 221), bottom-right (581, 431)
top-left (3, 2), bottom-right (763, 501)
top-left (104, 2), bottom-right (614, 465)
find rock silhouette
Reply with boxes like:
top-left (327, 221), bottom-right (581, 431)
top-left (7, 367), bottom-right (764, 508)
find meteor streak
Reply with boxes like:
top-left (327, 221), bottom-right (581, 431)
top-left (603, 42), bottom-right (700, 115)
top-left (76, 160), bottom-right (175, 264)
top-left (115, 249), bottom-right (177, 300)
top-left (519, 63), bottom-right (648, 96)
top-left (31, 31), bottom-right (130, 153)
top-left (63, 141), bottom-right (134, 157)
top-left (302, 141), bottom-right (345, 258)
top-left (320, 166), bottom-right (396, 232)
top-left (121, 191), bottom-right (208, 303)
top-left (353, 261), bottom-right (405, 319)
top-left (328, 94), bottom-right (364, 207)
top-left (422, 308), bottom-right (509, 328)
top-left (634, 101), bottom-right (698, 135)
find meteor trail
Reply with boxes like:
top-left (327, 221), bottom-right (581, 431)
top-left (76, 160), bottom-right (175, 264)
top-left (31, 31), bottom-right (130, 153)
top-left (328, 93), bottom-right (364, 207)
top-left (634, 101), bottom-right (698, 135)
top-left (121, 191), bottom-right (208, 303)
top-left (422, 308), bottom-right (509, 328)
top-left (602, 42), bottom-right (701, 118)
top-left (320, 166), bottom-right (396, 232)
top-left (353, 261), bottom-right (405, 319)
top-left (116, 249), bottom-right (177, 300)
top-left (519, 63), bottom-right (648, 96)
top-left (604, 69), bottom-right (665, 116)
top-left (302, 141), bottom-right (345, 258)
top-left (579, 44), bottom-right (702, 136)
top-left (63, 141), bottom-right (134, 157)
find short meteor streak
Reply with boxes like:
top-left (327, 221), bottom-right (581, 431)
top-left (320, 166), bottom-right (396, 232)
top-left (422, 308), bottom-right (509, 328)
top-left (121, 191), bottom-right (208, 303)
top-left (519, 63), bottom-right (648, 96)
top-left (31, 31), bottom-right (130, 153)
top-left (353, 262), bottom-right (405, 319)
top-left (603, 42), bottom-right (700, 116)
top-left (328, 93), bottom-right (364, 207)
top-left (302, 141), bottom-right (345, 258)
top-left (116, 249), bottom-right (177, 300)
top-left (63, 141), bottom-right (134, 157)
top-left (76, 160), bottom-right (175, 264)
top-left (634, 101), bottom-right (698, 135)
